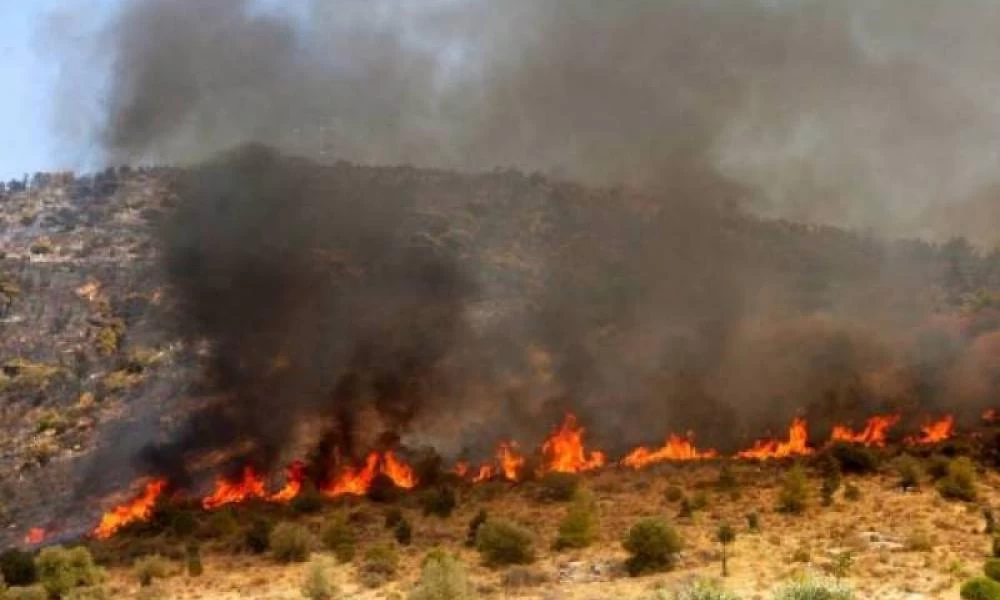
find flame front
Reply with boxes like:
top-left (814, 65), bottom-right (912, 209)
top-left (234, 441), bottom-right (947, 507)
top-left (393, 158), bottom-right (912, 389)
top-left (829, 414), bottom-right (900, 447)
top-left (93, 479), bottom-right (167, 540)
top-left (621, 433), bottom-right (718, 469)
top-left (497, 442), bottom-right (525, 480)
top-left (270, 461), bottom-right (306, 503)
top-left (906, 415), bottom-right (955, 445)
top-left (737, 417), bottom-right (813, 459)
top-left (24, 528), bottom-right (45, 545)
top-left (382, 451), bottom-right (417, 489)
top-left (321, 451), bottom-right (416, 496)
top-left (202, 466), bottom-right (267, 510)
top-left (538, 414), bottom-right (606, 474)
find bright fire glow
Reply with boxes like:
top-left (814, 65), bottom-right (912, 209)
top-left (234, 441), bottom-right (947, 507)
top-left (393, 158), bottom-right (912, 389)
top-left (621, 432), bottom-right (718, 469)
top-left (497, 442), bottom-right (525, 480)
top-left (829, 414), bottom-right (900, 447)
top-left (538, 414), bottom-right (606, 474)
top-left (24, 528), bottom-right (45, 545)
top-left (270, 461), bottom-right (306, 503)
top-left (202, 466), bottom-right (267, 510)
top-left (321, 451), bottom-right (417, 497)
top-left (906, 415), bottom-right (955, 445)
top-left (93, 479), bottom-right (168, 540)
top-left (737, 417), bottom-right (813, 459)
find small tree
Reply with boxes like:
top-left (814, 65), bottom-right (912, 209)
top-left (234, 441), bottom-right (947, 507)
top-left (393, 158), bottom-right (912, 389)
top-left (421, 486), bottom-right (457, 518)
top-left (622, 518), bottom-right (683, 576)
top-left (716, 523), bottom-right (735, 577)
top-left (777, 463), bottom-right (809, 514)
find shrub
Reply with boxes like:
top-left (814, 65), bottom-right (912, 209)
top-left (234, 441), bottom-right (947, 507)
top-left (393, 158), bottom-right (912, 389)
top-left (828, 443), bottom-right (878, 474)
top-left (777, 464), bottom-right (809, 514)
top-left (35, 546), bottom-right (103, 599)
top-left (894, 454), bottom-right (922, 490)
top-left (554, 489), bottom-right (599, 550)
top-left (384, 508), bottom-right (404, 529)
top-left (676, 581), bottom-right (741, 600)
top-left (367, 474), bottom-right (402, 504)
top-left (202, 509), bottom-right (239, 539)
top-left (537, 472), bottom-right (580, 502)
top-left (717, 523), bottom-right (736, 576)
top-left (986, 508), bottom-right (997, 536)
top-left (986, 559), bottom-right (1000, 583)
top-left (421, 486), bottom-right (457, 518)
top-left (133, 555), bottom-right (170, 587)
top-left (301, 559), bottom-right (338, 600)
top-left (746, 511), bottom-right (760, 533)
top-left (466, 509), bottom-right (488, 547)
top-left (359, 545), bottom-right (399, 588)
top-left (938, 457), bottom-right (978, 502)
top-left (291, 486), bottom-right (326, 514)
top-left (0, 550), bottom-right (37, 587)
top-left (394, 518), bottom-right (413, 546)
top-left (622, 518), bottom-right (683, 576)
top-left (408, 549), bottom-right (474, 600)
top-left (476, 519), bottom-right (535, 567)
top-left (717, 463), bottom-right (738, 491)
top-left (962, 577), bottom-right (1000, 600)
top-left (320, 516), bottom-right (357, 563)
top-left (270, 523), bottom-right (313, 563)
top-left (664, 486), bottom-right (684, 503)
top-left (185, 544), bottom-right (202, 578)
top-left (993, 536), bottom-right (1000, 559)
top-left (771, 577), bottom-right (854, 600)
top-left (501, 566), bottom-right (549, 590)
top-left (843, 483), bottom-right (861, 502)
top-left (245, 519), bottom-right (273, 554)
top-left (6, 586), bottom-right (47, 600)
top-left (928, 455), bottom-right (951, 480)
top-left (692, 491), bottom-right (710, 510)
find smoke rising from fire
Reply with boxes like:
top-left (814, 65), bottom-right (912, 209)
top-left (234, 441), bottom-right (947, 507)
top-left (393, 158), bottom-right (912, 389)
top-left (55, 1), bottom-right (1000, 486)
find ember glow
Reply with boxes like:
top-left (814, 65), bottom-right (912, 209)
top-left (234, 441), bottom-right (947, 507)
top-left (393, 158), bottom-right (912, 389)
top-left (737, 417), bottom-right (813, 459)
top-left (538, 414), bottom-right (606, 474)
top-left (621, 433), bottom-right (718, 469)
top-left (829, 414), bottom-right (900, 447)
top-left (906, 415), bottom-right (955, 445)
top-left (24, 528), bottom-right (45, 545)
top-left (93, 479), bottom-right (168, 540)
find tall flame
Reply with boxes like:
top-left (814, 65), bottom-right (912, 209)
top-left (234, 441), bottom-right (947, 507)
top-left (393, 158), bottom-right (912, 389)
top-left (321, 451), bottom-right (417, 496)
top-left (93, 479), bottom-right (167, 540)
top-left (621, 433), bottom-right (718, 469)
top-left (202, 466), bottom-right (267, 510)
top-left (269, 461), bottom-right (306, 503)
top-left (829, 414), bottom-right (900, 447)
top-left (737, 417), bottom-right (813, 459)
top-left (382, 451), bottom-right (417, 489)
top-left (538, 413), bottom-right (606, 474)
top-left (497, 442), bottom-right (525, 480)
top-left (906, 415), bottom-right (955, 445)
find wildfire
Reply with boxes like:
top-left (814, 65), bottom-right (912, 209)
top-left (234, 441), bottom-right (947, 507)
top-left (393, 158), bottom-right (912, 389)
top-left (906, 415), bottom-right (955, 445)
top-left (497, 442), bottom-right (525, 480)
top-left (382, 451), bottom-right (417, 489)
top-left (621, 433), bottom-right (718, 469)
top-left (24, 528), bottom-right (45, 545)
top-left (93, 479), bottom-right (168, 540)
top-left (538, 414), bottom-right (606, 474)
top-left (270, 461), bottom-right (307, 503)
top-left (321, 451), bottom-right (417, 497)
top-left (472, 464), bottom-right (495, 482)
top-left (737, 417), bottom-right (813, 459)
top-left (202, 466), bottom-right (267, 510)
top-left (984, 409), bottom-right (999, 424)
top-left (829, 414), bottom-right (900, 447)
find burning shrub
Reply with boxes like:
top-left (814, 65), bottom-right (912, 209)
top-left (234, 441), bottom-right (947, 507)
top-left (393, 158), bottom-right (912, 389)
top-left (244, 519), bottom-right (274, 554)
top-left (536, 472), bottom-right (580, 503)
top-left (827, 443), bottom-right (879, 475)
top-left (421, 486), bottom-right (457, 518)
top-left (409, 549), bottom-right (474, 600)
top-left (476, 519), bottom-right (536, 567)
top-left (771, 577), bottom-right (854, 599)
top-left (554, 489), bottom-right (599, 551)
top-left (961, 577), bottom-right (1000, 600)
top-left (777, 463), bottom-right (809, 514)
top-left (367, 474), bottom-right (402, 504)
top-left (320, 516), bottom-right (357, 563)
top-left (893, 454), bottom-right (922, 490)
top-left (133, 555), bottom-right (170, 587)
top-left (359, 545), bottom-right (399, 588)
top-left (270, 523), bottom-right (314, 563)
top-left (937, 457), bottom-right (978, 502)
top-left (986, 559), bottom-right (1000, 582)
top-left (466, 509), bottom-right (488, 547)
top-left (394, 517), bottom-right (413, 546)
top-left (622, 518), bottom-right (683, 576)
top-left (301, 559), bottom-right (338, 600)
top-left (35, 546), bottom-right (104, 599)
top-left (0, 549), bottom-right (38, 587)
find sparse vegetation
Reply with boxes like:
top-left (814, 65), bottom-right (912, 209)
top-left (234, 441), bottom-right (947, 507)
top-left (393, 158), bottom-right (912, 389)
top-left (394, 517), bottom-right (413, 546)
top-left (245, 519), bottom-right (273, 554)
top-left (622, 517), bottom-right (683, 576)
top-left (554, 488), bottom-right (600, 550)
top-left (771, 577), bottom-right (854, 600)
top-left (466, 509), bottom-right (488, 547)
top-left (184, 544), bottom-right (202, 578)
top-left (746, 511), bottom-right (760, 533)
top-left (778, 463), bottom-right (809, 514)
top-left (894, 454), bottom-right (922, 490)
top-left (986, 558), bottom-right (1000, 583)
top-left (843, 482), bottom-right (861, 502)
top-left (665, 486), bottom-right (684, 503)
top-left (35, 546), bottom-right (103, 599)
top-left (676, 581), bottom-right (742, 600)
top-left (717, 523), bottom-right (736, 576)
top-left (421, 485), bottom-right (458, 518)
top-left (133, 555), bottom-right (170, 587)
top-left (938, 457), bottom-right (978, 502)
top-left (537, 472), bottom-right (580, 502)
top-left (359, 545), bottom-right (399, 588)
top-left (408, 550), bottom-right (474, 600)
top-left (476, 519), bottom-right (536, 567)
top-left (320, 515), bottom-right (357, 563)
top-left (5, 586), bottom-right (47, 600)
top-left (270, 523), bottom-right (314, 563)
top-left (301, 559), bottom-right (338, 600)
top-left (962, 577), bottom-right (1000, 600)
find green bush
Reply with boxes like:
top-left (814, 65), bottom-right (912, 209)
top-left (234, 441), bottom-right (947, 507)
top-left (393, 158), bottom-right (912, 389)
top-left (476, 519), bottom-right (535, 567)
top-left (6, 586), bottom-right (47, 600)
top-left (320, 516), bottom-right (357, 563)
top-left (133, 555), bottom-right (170, 587)
top-left (962, 577), bottom-right (1000, 600)
top-left (771, 577), bottom-right (854, 600)
top-left (894, 454), bottom-right (922, 490)
top-left (359, 545), bottom-right (399, 588)
top-left (0, 550), bottom-right (37, 587)
top-left (466, 509), bottom-right (488, 547)
top-left (938, 457), bottom-right (978, 502)
top-left (35, 546), bottom-right (103, 599)
top-left (301, 559), bottom-right (338, 600)
top-left (622, 518), bottom-right (683, 576)
top-left (554, 489), bottom-right (599, 550)
top-left (676, 580), bottom-right (741, 600)
top-left (828, 443), bottom-right (878, 474)
top-left (986, 559), bottom-right (1000, 583)
top-left (536, 472), bottom-right (580, 502)
top-left (270, 522), bottom-right (313, 563)
top-left (421, 486), bottom-right (457, 518)
top-left (245, 519), bottom-right (273, 554)
top-left (777, 464), bottom-right (809, 514)
top-left (408, 549), bottom-right (474, 600)
top-left (394, 518), bottom-right (413, 546)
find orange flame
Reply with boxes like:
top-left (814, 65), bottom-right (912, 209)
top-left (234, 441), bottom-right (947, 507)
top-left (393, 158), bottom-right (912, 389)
top-left (538, 414), bottom-right (606, 474)
top-left (321, 451), bottom-right (417, 496)
top-left (497, 442), bottom-right (525, 480)
top-left (382, 451), bottom-right (417, 489)
top-left (453, 461), bottom-right (469, 478)
top-left (24, 528), bottom-right (45, 545)
top-left (621, 432), bottom-right (718, 469)
top-left (829, 414), bottom-right (900, 447)
top-left (269, 461), bottom-right (306, 503)
top-left (737, 417), bottom-right (813, 459)
top-left (984, 409), bottom-right (999, 424)
top-left (906, 415), bottom-right (955, 445)
top-left (93, 479), bottom-right (167, 540)
top-left (472, 464), bottom-right (495, 482)
top-left (202, 466), bottom-right (267, 510)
